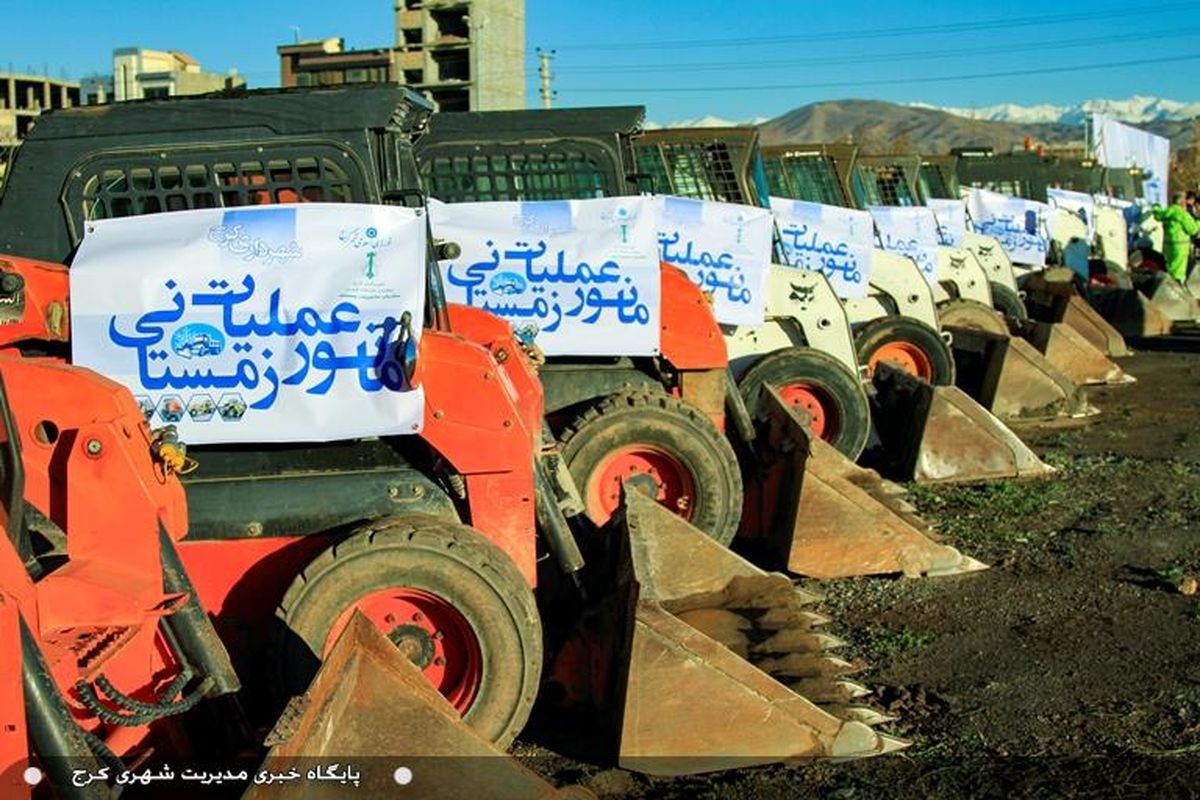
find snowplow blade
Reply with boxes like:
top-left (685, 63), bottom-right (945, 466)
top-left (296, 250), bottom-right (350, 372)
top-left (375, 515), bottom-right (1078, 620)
top-left (744, 387), bottom-right (987, 578)
top-left (869, 363), bottom-right (1055, 483)
top-left (605, 489), bottom-right (906, 776)
top-left (1018, 320), bottom-right (1134, 386)
top-left (943, 325), bottom-right (1094, 421)
top-left (247, 613), bottom-right (589, 800)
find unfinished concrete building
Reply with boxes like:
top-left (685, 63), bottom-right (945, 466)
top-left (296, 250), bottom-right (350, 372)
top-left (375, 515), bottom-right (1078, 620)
top-left (0, 74), bottom-right (80, 188)
top-left (394, 0), bottom-right (525, 111)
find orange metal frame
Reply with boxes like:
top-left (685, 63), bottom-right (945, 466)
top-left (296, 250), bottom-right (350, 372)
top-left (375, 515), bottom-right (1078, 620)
top-left (0, 357), bottom-right (195, 789)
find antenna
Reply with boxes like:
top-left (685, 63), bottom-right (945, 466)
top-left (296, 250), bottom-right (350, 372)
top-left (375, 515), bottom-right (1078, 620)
top-left (290, 25), bottom-right (302, 44)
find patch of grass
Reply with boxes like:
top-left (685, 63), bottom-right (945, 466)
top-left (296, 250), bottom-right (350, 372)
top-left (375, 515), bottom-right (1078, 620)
top-left (869, 627), bottom-right (934, 656)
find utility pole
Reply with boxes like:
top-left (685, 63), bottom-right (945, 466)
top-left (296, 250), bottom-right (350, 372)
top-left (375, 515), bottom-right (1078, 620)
top-left (537, 48), bottom-right (555, 110)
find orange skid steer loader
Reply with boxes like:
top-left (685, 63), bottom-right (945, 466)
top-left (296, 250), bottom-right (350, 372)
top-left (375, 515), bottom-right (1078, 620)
top-left (624, 128), bottom-right (1052, 483)
top-left (0, 84), bottom-right (983, 582)
top-left (0, 356), bottom-right (589, 798)
top-left (0, 87), bottom-right (902, 793)
top-left (412, 105), bottom-right (984, 576)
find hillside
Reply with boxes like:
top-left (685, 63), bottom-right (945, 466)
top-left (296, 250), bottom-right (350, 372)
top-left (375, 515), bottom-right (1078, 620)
top-left (757, 99), bottom-right (1195, 154)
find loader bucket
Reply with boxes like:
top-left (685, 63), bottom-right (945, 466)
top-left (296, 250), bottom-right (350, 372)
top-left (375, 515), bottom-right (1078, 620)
top-left (1132, 270), bottom-right (1200, 323)
top-left (247, 613), bottom-right (589, 800)
top-left (744, 387), bottom-right (987, 578)
top-left (1058, 295), bottom-right (1132, 357)
top-left (869, 363), bottom-right (1055, 483)
top-left (941, 323), bottom-right (1094, 421)
top-left (1023, 275), bottom-right (1133, 357)
top-left (1086, 285), bottom-right (1174, 339)
top-left (600, 489), bottom-right (906, 776)
top-left (1018, 320), bottom-right (1134, 386)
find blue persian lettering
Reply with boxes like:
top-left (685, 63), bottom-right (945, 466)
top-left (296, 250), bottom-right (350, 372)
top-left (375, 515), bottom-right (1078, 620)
top-left (974, 216), bottom-right (1048, 255)
top-left (779, 224), bottom-right (864, 284)
top-left (445, 239), bottom-right (650, 334)
top-left (107, 277), bottom-right (410, 412)
top-left (207, 224), bottom-right (303, 265)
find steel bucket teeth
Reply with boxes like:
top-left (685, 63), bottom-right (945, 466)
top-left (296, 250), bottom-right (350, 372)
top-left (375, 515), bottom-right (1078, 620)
top-left (599, 490), bottom-right (906, 776)
top-left (753, 629), bottom-right (848, 654)
top-left (870, 364), bottom-right (1056, 484)
top-left (248, 613), bottom-right (586, 799)
top-left (756, 653), bottom-right (863, 679)
top-left (755, 607), bottom-right (832, 630)
top-left (748, 389), bottom-right (989, 578)
top-left (841, 706), bottom-right (898, 726)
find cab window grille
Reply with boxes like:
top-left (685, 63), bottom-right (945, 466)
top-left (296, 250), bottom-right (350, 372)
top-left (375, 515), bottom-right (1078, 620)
top-left (79, 155), bottom-right (355, 221)
top-left (422, 148), bottom-right (608, 202)
top-left (764, 155), bottom-right (847, 206)
top-left (854, 164), bottom-right (915, 207)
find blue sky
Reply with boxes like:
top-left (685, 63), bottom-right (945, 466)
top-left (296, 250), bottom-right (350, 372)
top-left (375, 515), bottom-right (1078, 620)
top-left (4, 1), bottom-right (1197, 121)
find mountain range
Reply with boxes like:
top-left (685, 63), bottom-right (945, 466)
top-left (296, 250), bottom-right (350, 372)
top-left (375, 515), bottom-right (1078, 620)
top-left (656, 96), bottom-right (1199, 154)
top-left (907, 96), bottom-right (1200, 125)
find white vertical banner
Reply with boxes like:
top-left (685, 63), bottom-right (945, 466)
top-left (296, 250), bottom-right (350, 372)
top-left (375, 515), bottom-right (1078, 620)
top-left (431, 197), bottom-right (661, 356)
top-left (867, 205), bottom-right (941, 285)
top-left (654, 195), bottom-right (773, 326)
top-left (966, 188), bottom-right (1050, 267)
top-left (927, 198), bottom-right (968, 247)
top-left (1047, 187), bottom-right (1096, 240)
top-left (1092, 113), bottom-right (1170, 205)
top-left (769, 197), bottom-right (872, 300)
top-left (70, 204), bottom-right (428, 444)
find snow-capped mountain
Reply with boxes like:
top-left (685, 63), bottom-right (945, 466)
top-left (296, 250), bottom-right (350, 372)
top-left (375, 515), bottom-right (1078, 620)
top-left (909, 96), bottom-right (1200, 125)
top-left (645, 115), bottom-right (768, 130)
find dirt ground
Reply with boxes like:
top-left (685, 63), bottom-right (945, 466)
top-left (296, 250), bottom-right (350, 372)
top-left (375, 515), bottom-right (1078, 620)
top-left (520, 349), bottom-right (1200, 799)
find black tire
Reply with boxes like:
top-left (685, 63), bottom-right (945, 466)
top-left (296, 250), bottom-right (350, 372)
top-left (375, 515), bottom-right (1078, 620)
top-left (272, 516), bottom-right (542, 749)
top-left (736, 346), bottom-right (871, 461)
top-left (990, 282), bottom-right (1028, 322)
top-left (559, 391), bottom-right (743, 546)
top-left (854, 315), bottom-right (956, 386)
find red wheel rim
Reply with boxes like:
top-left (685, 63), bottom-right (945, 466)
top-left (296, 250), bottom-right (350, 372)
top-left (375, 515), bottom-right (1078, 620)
top-left (869, 341), bottom-right (934, 381)
top-left (325, 587), bottom-right (482, 714)
top-left (587, 445), bottom-right (696, 525)
top-left (777, 381), bottom-right (839, 441)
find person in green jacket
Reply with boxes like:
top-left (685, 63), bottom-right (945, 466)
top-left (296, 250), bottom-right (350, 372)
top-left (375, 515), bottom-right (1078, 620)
top-left (1151, 192), bottom-right (1200, 282)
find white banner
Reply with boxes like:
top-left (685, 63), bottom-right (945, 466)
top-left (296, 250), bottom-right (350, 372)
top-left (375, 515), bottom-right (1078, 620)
top-left (769, 197), bottom-right (872, 300)
top-left (866, 205), bottom-right (941, 285)
top-left (965, 188), bottom-right (1049, 267)
top-left (1047, 187), bottom-right (1096, 240)
top-left (431, 197), bottom-right (660, 356)
top-left (655, 195), bottom-right (772, 326)
top-left (70, 204), bottom-right (427, 444)
top-left (1092, 113), bottom-right (1170, 205)
top-left (927, 198), bottom-right (968, 248)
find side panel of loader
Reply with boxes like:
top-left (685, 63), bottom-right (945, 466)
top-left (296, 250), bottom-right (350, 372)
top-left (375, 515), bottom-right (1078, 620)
top-left (845, 250), bottom-right (942, 330)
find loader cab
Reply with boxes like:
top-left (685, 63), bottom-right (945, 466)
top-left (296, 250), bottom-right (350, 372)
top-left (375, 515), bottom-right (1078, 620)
top-left (0, 85), bottom-right (451, 330)
top-left (758, 144), bottom-right (857, 208)
top-left (953, 150), bottom-right (1102, 203)
top-left (850, 156), bottom-right (922, 208)
top-left (630, 127), bottom-right (757, 205)
top-left (416, 106), bottom-right (644, 202)
top-left (918, 157), bottom-right (961, 201)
